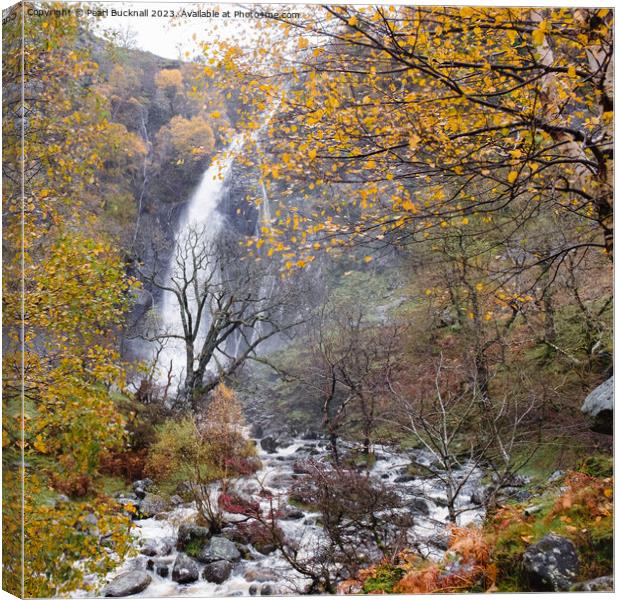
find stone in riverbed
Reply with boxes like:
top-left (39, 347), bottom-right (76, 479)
top-left (140, 536), bottom-right (174, 557)
top-left (132, 478), bottom-right (154, 499)
top-left (244, 568), bottom-right (280, 583)
top-left (137, 493), bottom-right (168, 518)
top-left (197, 536), bottom-right (241, 563)
top-left (260, 436), bottom-right (278, 453)
top-left (281, 507), bottom-right (305, 520)
top-left (409, 497), bottom-right (430, 516)
top-left (176, 524), bottom-right (212, 552)
top-left (260, 583), bottom-right (275, 595)
top-left (171, 553), bottom-right (200, 584)
top-left (522, 534), bottom-right (580, 591)
top-left (102, 570), bottom-right (151, 596)
top-left (146, 558), bottom-right (172, 577)
top-left (202, 559), bottom-right (233, 584)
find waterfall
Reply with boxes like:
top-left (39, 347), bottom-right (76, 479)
top-left (153, 142), bottom-right (238, 387)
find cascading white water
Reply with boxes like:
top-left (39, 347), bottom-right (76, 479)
top-left (154, 142), bottom-right (238, 387)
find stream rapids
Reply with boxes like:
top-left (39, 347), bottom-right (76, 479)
top-left (96, 434), bottom-right (484, 597)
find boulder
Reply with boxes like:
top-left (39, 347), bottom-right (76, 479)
top-left (171, 553), bottom-right (200, 584)
top-left (140, 536), bottom-right (174, 557)
top-left (146, 557), bottom-right (173, 577)
top-left (250, 423), bottom-right (264, 438)
top-left (410, 497), bottom-right (430, 516)
top-left (132, 478), bottom-right (154, 500)
top-left (260, 436), bottom-right (278, 453)
top-left (244, 568), bottom-right (280, 583)
top-left (394, 474), bottom-right (417, 483)
top-left (522, 534), bottom-right (580, 591)
top-left (581, 376), bottom-right (613, 434)
top-left (281, 507), bottom-right (305, 520)
top-left (176, 524), bottom-right (211, 553)
top-left (260, 583), bottom-right (275, 595)
top-left (102, 571), bottom-right (151, 597)
top-left (197, 536), bottom-right (241, 563)
top-left (202, 560), bottom-right (233, 584)
top-left (470, 488), bottom-right (486, 506)
top-left (571, 575), bottom-right (613, 592)
top-left (138, 493), bottom-right (168, 518)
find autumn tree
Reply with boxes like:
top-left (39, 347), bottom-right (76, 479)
top-left (155, 67), bottom-right (184, 111)
top-left (204, 6), bottom-right (612, 269)
top-left (3, 4), bottom-right (142, 595)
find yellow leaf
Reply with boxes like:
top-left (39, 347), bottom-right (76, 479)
top-left (210, 111), bottom-right (221, 119)
top-left (348, 15), bottom-right (358, 27)
top-left (507, 171), bottom-right (519, 184)
top-left (567, 65), bottom-right (577, 78)
top-left (363, 255), bottom-right (373, 263)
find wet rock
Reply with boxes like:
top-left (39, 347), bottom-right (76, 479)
top-left (146, 558), bottom-right (172, 577)
top-left (197, 536), bottom-right (241, 563)
top-left (244, 568), bottom-right (280, 583)
top-left (202, 560), bottom-right (233, 584)
top-left (470, 488), bottom-right (486, 506)
top-left (260, 436), bottom-right (278, 453)
top-left (249, 584), bottom-right (258, 596)
top-left (251, 423), bottom-right (264, 438)
top-left (410, 498), bottom-right (430, 516)
top-left (222, 526), bottom-right (250, 545)
top-left (176, 524), bottom-right (211, 553)
top-left (156, 563), bottom-right (170, 578)
top-left (171, 553), bottom-right (200, 584)
top-left (138, 493), bottom-right (168, 518)
top-left (581, 376), bottom-right (613, 435)
top-left (132, 478), bottom-right (154, 499)
top-left (427, 531), bottom-right (450, 551)
top-left (394, 474), bottom-right (416, 483)
top-left (260, 583), bottom-right (274, 595)
top-left (292, 460), bottom-right (312, 474)
top-left (522, 534), bottom-right (580, 591)
top-left (571, 576), bottom-right (613, 591)
top-left (281, 507), bottom-right (305, 520)
top-left (140, 537), bottom-right (174, 557)
top-left (102, 570), bottom-right (151, 596)
top-left (254, 540), bottom-right (277, 555)
top-left (170, 494), bottom-right (184, 506)
top-left (301, 430), bottom-right (319, 440)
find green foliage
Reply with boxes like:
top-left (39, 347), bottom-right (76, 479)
top-left (488, 470), bottom-right (613, 589)
top-left (362, 563), bottom-right (405, 593)
top-left (578, 454), bottom-right (613, 478)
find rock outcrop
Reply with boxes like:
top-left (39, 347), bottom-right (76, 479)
top-left (581, 376), bottom-right (613, 434)
top-left (522, 534), bottom-right (580, 591)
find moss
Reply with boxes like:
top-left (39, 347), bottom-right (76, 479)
top-left (184, 537), bottom-right (204, 558)
top-left (488, 470), bottom-right (613, 590)
top-left (362, 564), bottom-right (404, 593)
top-left (577, 454), bottom-right (613, 478)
